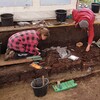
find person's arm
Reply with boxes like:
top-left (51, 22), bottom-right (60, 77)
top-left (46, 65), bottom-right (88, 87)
top-left (33, 45), bottom-right (40, 55)
top-left (86, 44), bottom-right (91, 52)
top-left (86, 25), bottom-right (94, 52)
top-left (29, 40), bottom-right (40, 55)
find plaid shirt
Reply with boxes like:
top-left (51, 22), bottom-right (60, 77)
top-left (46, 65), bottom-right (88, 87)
top-left (8, 30), bottom-right (40, 55)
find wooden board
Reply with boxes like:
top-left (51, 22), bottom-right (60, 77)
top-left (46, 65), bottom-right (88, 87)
top-left (0, 14), bottom-right (99, 32)
top-left (49, 66), bottom-right (100, 84)
top-left (0, 55), bottom-right (33, 67)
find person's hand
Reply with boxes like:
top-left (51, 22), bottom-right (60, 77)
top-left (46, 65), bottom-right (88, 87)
top-left (35, 47), bottom-right (40, 51)
top-left (38, 52), bottom-right (41, 55)
top-left (86, 44), bottom-right (91, 52)
top-left (75, 23), bottom-right (78, 28)
top-left (71, 21), bottom-right (75, 25)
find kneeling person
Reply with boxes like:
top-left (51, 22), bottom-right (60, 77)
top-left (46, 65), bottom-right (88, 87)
top-left (5, 27), bottom-right (50, 60)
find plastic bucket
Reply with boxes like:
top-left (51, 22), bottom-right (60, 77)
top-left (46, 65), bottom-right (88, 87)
top-left (91, 3), bottom-right (100, 13)
top-left (1, 13), bottom-right (14, 26)
top-left (55, 9), bottom-right (67, 22)
top-left (31, 78), bottom-right (49, 97)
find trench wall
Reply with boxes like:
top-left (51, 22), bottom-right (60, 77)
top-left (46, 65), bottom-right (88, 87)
top-left (0, 24), bottom-right (100, 53)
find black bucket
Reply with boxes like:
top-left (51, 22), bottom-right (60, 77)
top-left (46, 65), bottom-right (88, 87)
top-left (91, 3), bottom-right (100, 13)
top-left (55, 9), bottom-right (67, 22)
top-left (31, 78), bottom-right (49, 97)
top-left (1, 13), bottom-right (14, 26)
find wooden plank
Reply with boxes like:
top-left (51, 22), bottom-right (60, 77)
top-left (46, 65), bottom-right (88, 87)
top-left (0, 14), bottom-right (99, 32)
top-left (0, 55), bottom-right (33, 67)
top-left (0, 25), bottom-right (39, 32)
top-left (49, 68), bottom-right (100, 84)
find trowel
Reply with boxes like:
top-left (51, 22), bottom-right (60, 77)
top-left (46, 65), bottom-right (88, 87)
top-left (30, 62), bottom-right (42, 69)
top-left (30, 62), bottom-right (51, 70)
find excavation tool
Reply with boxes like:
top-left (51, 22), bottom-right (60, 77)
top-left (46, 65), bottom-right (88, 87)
top-left (30, 62), bottom-right (51, 70)
top-left (42, 75), bottom-right (45, 86)
top-left (30, 62), bottom-right (42, 69)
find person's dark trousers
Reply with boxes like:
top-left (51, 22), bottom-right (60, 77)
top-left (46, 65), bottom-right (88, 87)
top-left (14, 52), bottom-right (33, 59)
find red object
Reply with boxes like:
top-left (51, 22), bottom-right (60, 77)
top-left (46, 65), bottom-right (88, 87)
top-left (72, 8), bottom-right (95, 45)
top-left (8, 30), bottom-right (40, 55)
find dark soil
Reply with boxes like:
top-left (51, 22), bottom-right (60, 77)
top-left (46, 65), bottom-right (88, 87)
top-left (40, 45), bottom-right (100, 76)
top-left (0, 45), bottom-right (99, 86)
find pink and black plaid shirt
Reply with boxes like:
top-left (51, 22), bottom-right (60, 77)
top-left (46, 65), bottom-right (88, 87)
top-left (8, 30), bottom-right (40, 55)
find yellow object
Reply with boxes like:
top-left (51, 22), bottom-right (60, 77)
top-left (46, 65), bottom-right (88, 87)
top-left (30, 63), bottom-right (42, 69)
top-left (76, 42), bottom-right (83, 47)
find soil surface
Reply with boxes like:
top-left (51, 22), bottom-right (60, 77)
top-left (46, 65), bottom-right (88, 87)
top-left (0, 73), bottom-right (100, 100)
top-left (41, 45), bottom-right (100, 76)
top-left (0, 44), bottom-right (100, 86)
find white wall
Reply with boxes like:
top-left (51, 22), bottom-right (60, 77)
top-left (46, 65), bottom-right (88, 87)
top-left (0, 0), bottom-right (77, 21)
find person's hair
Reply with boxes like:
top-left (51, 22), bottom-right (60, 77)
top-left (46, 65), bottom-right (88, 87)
top-left (79, 20), bottom-right (89, 29)
top-left (37, 27), bottom-right (50, 38)
top-left (77, 23), bottom-right (88, 30)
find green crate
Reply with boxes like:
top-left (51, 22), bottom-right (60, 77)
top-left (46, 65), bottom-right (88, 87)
top-left (27, 56), bottom-right (42, 61)
top-left (34, 61), bottom-right (39, 64)
top-left (32, 58), bottom-right (42, 61)
top-left (52, 80), bottom-right (77, 92)
top-left (27, 55), bottom-right (41, 59)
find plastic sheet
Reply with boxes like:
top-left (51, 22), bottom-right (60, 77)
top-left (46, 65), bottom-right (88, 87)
top-left (92, 39), bottom-right (100, 48)
top-left (56, 46), bottom-right (70, 59)
top-left (68, 55), bottom-right (79, 61)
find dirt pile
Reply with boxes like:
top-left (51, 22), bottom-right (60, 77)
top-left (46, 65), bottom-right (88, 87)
top-left (39, 45), bottom-right (100, 76)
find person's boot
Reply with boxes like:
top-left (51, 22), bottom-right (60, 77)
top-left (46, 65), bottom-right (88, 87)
top-left (5, 48), bottom-right (11, 57)
top-left (4, 50), bottom-right (15, 61)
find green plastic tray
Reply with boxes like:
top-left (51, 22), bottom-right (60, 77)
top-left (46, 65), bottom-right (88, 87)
top-left (27, 56), bottom-right (42, 61)
top-left (27, 55), bottom-right (41, 59)
top-left (52, 80), bottom-right (77, 92)
top-left (32, 58), bottom-right (42, 61)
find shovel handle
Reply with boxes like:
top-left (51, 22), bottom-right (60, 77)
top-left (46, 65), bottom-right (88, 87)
top-left (42, 75), bottom-right (45, 86)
